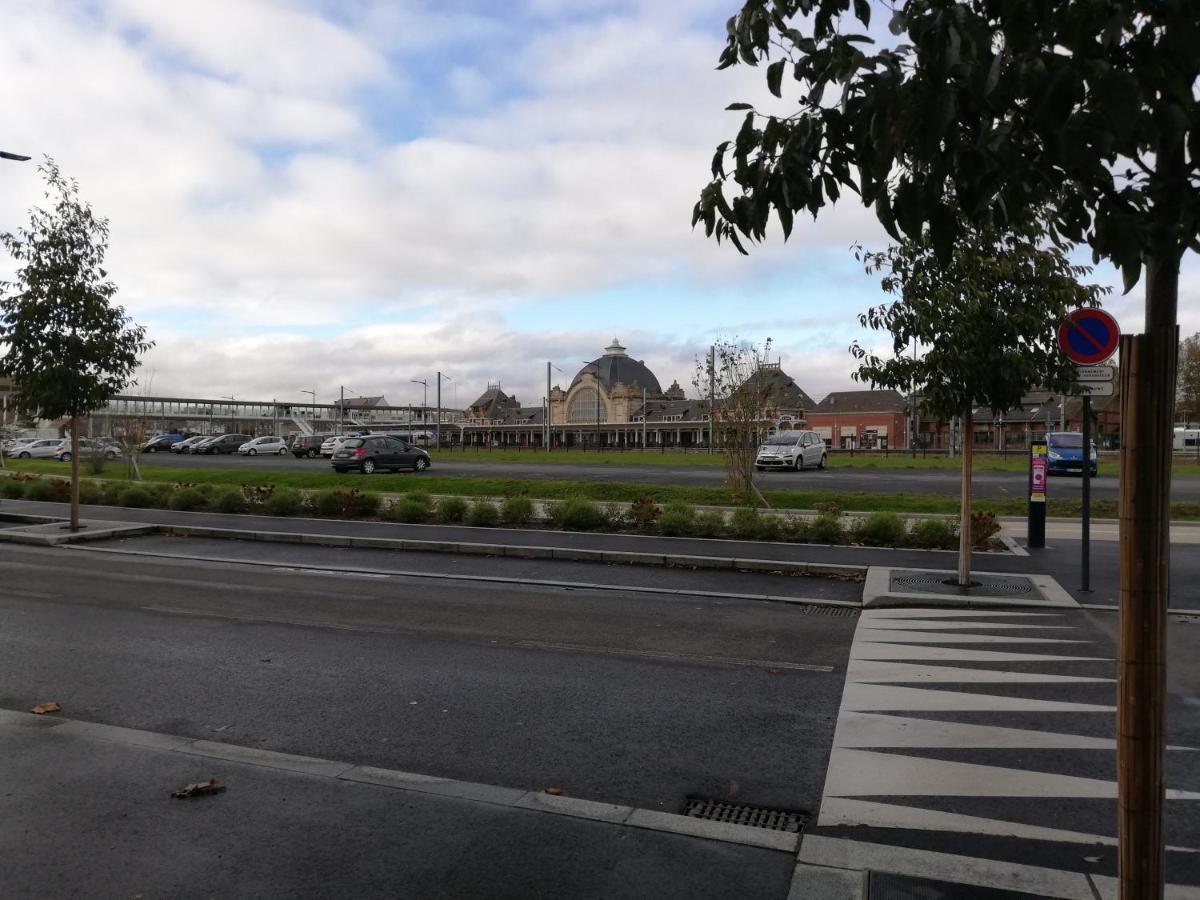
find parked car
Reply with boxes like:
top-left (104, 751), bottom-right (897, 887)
top-left (755, 430), bottom-right (827, 471)
top-left (238, 436), bottom-right (289, 456)
top-left (1046, 431), bottom-right (1098, 477)
top-left (320, 434), bottom-right (363, 458)
top-left (291, 433), bottom-right (335, 459)
top-left (331, 436), bottom-right (431, 474)
top-left (55, 438), bottom-right (121, 462)
top-left (170, 435), bottom-right (210, 454)
top-left (3, 437), bottom-right (39, 455)
top-left (11, 438), bottom-right (64, 459)
top-left (194, 433), bottom-right (251, 455)
top-left (141, 433), bottom-right (188, 453)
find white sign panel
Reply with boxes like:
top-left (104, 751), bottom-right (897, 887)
top-left (1076, 381), bottom-right (1114, 397)
top-left (1076, 365), bottom-right (1115, 382)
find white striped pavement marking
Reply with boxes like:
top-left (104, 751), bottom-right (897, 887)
top-left (841, 683), bottom-right (1115, 713)
top-left (846, 659), bottom-right (1112, 684)
top-left (852, 642), bottom-right (1109, 663)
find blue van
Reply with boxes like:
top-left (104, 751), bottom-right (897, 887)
top-left (1046, 431), bottom-right (1097, 476)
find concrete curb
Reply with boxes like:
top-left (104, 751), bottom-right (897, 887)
top-left (157, 522), bottom-right (869, 583)
top-left (861, 565), bottom-right (1079, 609)
top-left (64, 543), bottom-right (863, 609)
top-left (6, 708), bottom-right (801, 856)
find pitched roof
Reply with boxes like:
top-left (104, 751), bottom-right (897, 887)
top-left (731, 364), bottom-right (815, 409)
top-left (813, 390), bottom-right (906, 413)
top-left (341, 396), bottom-right (388, 408)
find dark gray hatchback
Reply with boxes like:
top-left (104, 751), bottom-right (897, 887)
top-left (331, 436), bottom-right (431, 474)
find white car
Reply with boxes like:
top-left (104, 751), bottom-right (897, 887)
top-left (320, 434), bottom-right (360, 458)
top-left (755, 430), bottom-right (827, 471)
top-left (10, 438), bottom-right (64, 459)
top-left (238, 436), bottom-right (289, 456)
top-left (55, 439), bottom-right (121, 462)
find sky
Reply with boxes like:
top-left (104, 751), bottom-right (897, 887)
top-left (1, 0), bottom-right (1196, 412)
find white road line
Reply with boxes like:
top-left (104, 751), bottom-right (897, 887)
top-left (841, 682), bottom-right (1115, 713)
top-left (856, 619), bottom-right (1076, 631)
top-left (861, 609), bottom-right (1062, 618)
top-left (846, 659), bottom-right (1113, 684)
top-left (824, 748), bottom-right (1200, 799)
top-left (853, 642), bottom-right (1109, 663)
top-left (834, 712), bottom-right (1122, 750)
top-left (855, 628), bottom-right (1086, 644)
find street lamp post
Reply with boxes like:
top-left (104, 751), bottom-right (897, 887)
top-left (411, 378), bottom-right (427, 431)
top-left (299, 390), bottom-right (316, 433)
top-left (438, 373), bottom-right (453, 448)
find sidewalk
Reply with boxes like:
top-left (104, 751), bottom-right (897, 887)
top-left (0, 709), bottom-right (794, 900)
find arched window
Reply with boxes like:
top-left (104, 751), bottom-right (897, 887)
top-left (568, 387), bottom-right (602, 423)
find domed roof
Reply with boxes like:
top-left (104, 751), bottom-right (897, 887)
top-left (570, 338), bottom-right (662, 396)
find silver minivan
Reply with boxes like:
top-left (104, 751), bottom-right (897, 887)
top-left (755, 430), bottom-right (827, 471)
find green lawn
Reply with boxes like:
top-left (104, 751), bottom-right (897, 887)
top-left (7, 458), bottom-right (1198, 520)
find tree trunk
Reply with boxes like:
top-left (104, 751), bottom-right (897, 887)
top-left (957, 407), bottom-right (973, 586)
top-left (69, 416), bottom-right (80, 532)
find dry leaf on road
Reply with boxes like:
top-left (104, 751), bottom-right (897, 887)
top-left (31, 701), bottom-right (61, 714)
top-left (171, 779), bottom-right (226, 799)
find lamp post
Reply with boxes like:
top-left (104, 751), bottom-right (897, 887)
top-left (437, 373), bottom-right (452, 448)
top-left (411, 378), bottom-right (427, 431)
top-left (220, 395), bottom-right (235, 434)
top-left (299, 390), bottom-right (316, 432)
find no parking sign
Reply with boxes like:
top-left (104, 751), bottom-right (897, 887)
top-left (1058, 308), bottom-right (1120, 365)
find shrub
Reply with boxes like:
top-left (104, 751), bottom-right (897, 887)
top-left (406, 492), bottom-right (433, 509)
top-left (436, 495), bottom-right (468, 523)
top-left (812, 500), bottom-right (844, 516)
top-left (658, 502), bottom-right (695, 537)
top-left (552, 496), bottom-right (606, 531)
top-left (807, 512), bottom-right (845, 545)
top-left (499, 494), bottom-right (534, 526)
top-left (85, 454), bottom-right (107, 476)
top-left (781, 517), bottom-right (811, 543)
top-left (856, 511), bottom-right (908, 547)
top-left (910, 517), bottom-right (957, 550)
top-left (729, 507), bottom-right (761, 539)
top-left (692, 510), bottom-right (726, 538)
top-left (116, 485), bottom-right (155, 508)
top-left (264, 488), bottom-right (304, 517)
top-left (311, 488), bottom-right (380, 518)
top-left (762, 514), bottom-right (786, 541)
top-left (1, 478), bottom-right (26, 499)
top-left (24, 479), bottom-right (69, 502)
top-left (466, 500), bottom-right (500, 527)
top-left (145, 483), bottom-right (176, 507)
top-left (384, 498), bottom-right (432, 523)
top-left (213, 487), bottom-right (247, 514)
top-left (168, 487), bottom-right (209, 511)
top-left (627, 497), bottom-right (661, 532)
top-left (78, 480), bottom-right (103, 505)
top-left (970, 511), bottom-right (1002, 549)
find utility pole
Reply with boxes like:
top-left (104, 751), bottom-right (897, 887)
top-left (546, 361), bottom-right (551, 451)
top-left (642, 387), bottom-right (647, 448)
top-left (339, 385), bottom-right (344, 434)
top-left (411, 378), bottom-right (427, 432)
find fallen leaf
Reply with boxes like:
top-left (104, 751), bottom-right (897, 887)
top-left (172, 779), bottom-right (226, 799)
top-left (544, 787), bottom-right (562, 796)
top-left (31, 701), bottom-right (61, 715)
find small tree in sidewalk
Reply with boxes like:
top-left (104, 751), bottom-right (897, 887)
top-left (695, 336), bottom-right (774, 507)
top-left (851, 218), bottom-right (1106, 585)
top-left (0, 158), bottom-right (152, 529)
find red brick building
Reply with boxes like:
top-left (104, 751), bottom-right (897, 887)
top-left (806, 390), bottom-right (909, 449)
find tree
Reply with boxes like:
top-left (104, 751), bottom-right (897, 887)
top-left (1179, 333), bottom-right (1200, 424)
top-left (695, 4), bottom-right (1198, 892)
top-left (0, 158), bottom-right (152, 530)
top-left (695, 337), bottom-right (775, 506)
top-left (851, 219), bottom-right (1107, 585)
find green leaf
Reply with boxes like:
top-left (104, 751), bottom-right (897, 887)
top-left (725, 102), bottom-right (754, 111)
top-left (853, 0), bottom-right (871, 28)
top-left (888, 10), bottom-right (906, 36)
top-left (766, 59), bottom-right (785, 98)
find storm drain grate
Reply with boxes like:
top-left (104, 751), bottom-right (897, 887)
top-left (681, 798), bottom-right (806, 833)
top-left (798, 604), bottom-right (859, 617)
top-left (890, 571), bottom-right (1036, 597)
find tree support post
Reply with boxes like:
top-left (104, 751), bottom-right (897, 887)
top-left (69, 416), bottom-right (81, 532)
top-left (957, 407), bottom-right (973, 586)
top-left (1118, 328), bottom-right (1176, 899)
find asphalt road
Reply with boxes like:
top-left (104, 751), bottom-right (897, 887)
top-left (0, 543), bottom-right (854, 815)
top-left (132, 450), bottom-right (1200, 502)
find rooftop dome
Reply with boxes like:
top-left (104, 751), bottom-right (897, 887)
top-left (570, 338), bottom-right (663, 396)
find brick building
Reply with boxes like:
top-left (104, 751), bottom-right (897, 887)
top-left (806, 390), bottom-right (908, 449)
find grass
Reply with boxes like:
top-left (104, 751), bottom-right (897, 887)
top-left (7, 457), bottom-right (1199, 520)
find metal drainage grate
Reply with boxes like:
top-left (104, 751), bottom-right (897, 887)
top-left (890, 571), bottom-right (1036, 597)
top-left (798, 604), bottom-right (860, 617)
top-left (681, 798), bottom-right (806, 833)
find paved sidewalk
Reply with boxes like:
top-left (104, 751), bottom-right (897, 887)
top-left (0, 710), bottom-right (794, 900)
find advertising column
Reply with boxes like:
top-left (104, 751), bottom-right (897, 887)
top-left (1028, 440), bottom-right (1047, 548)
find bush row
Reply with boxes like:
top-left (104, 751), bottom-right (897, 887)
top-left (3, 476), bottom-right (1000, 549)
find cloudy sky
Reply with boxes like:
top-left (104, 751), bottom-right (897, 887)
top-left (1, 1), bottom-right (1195, 411)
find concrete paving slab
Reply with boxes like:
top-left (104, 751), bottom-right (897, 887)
top-left (863, 566), bottom-right (1079, 609)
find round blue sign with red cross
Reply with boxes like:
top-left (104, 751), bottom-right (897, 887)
top-left (1058, 308), bottom-right (1120, 365)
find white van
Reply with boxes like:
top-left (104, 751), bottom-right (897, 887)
top-left (755, 430), bottom-right (827, 471)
